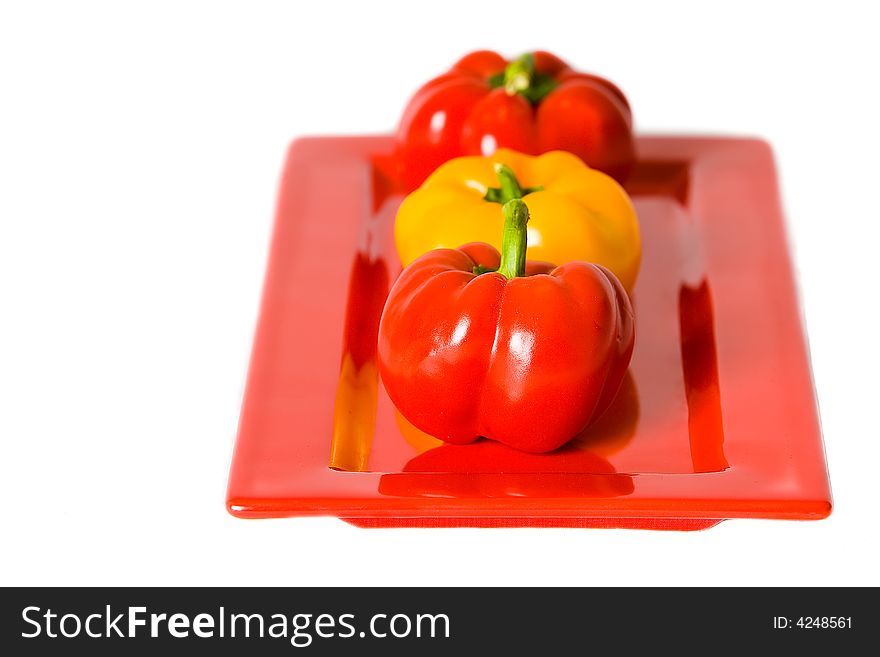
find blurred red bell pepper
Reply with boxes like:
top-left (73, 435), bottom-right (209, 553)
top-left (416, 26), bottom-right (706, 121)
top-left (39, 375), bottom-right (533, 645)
top-left (377, 198), bottom-right (635, 453)
top-left (395, 50), bottom-right (634, 190)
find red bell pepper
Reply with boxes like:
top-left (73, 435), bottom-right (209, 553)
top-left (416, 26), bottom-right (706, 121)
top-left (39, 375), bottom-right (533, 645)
top-left (377, 198), bottom-right (635, 453)
top-left (395, 50), bottom-right (634, 190)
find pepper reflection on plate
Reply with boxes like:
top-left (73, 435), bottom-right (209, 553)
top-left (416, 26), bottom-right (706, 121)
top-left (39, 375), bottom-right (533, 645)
top-left (381, 373), bottom-right (639, 500)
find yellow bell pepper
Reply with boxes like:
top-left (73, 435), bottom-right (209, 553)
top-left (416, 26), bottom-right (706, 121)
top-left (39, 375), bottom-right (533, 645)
top-left (394, 148), bottom-right (641, 292)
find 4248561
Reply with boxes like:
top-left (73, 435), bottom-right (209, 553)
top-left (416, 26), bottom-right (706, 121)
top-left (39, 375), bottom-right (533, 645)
top-left (773, 617), bottom-right (852, 630)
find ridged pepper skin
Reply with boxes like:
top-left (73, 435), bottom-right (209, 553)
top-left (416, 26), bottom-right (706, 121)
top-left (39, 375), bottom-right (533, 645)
top-left (394, 149), bottom-right (641, 293)
top-left (377, 238), bottom-right (635, 454)
top-left (395, 50), bottom-right (634, 190)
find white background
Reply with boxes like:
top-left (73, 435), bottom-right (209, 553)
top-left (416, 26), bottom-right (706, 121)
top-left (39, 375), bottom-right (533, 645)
top-left (2, 0), bottom-right (878, 586)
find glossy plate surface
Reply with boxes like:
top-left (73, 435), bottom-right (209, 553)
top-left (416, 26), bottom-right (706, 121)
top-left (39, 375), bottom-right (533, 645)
top-left (226, 136), bottom-right (831, 530)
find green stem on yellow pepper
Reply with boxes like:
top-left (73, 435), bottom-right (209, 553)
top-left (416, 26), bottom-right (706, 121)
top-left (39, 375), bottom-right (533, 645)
top-left (496, 199), bottom-right (530, 279)
top-left (484, 163), bottom-right (543, 204)
top-left (496, 163), bottom-right (523, 202)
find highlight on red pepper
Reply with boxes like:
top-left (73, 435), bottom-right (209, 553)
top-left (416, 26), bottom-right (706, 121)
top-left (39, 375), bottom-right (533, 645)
top-left (377, 197), bottom-right (635, 453)
top-left (395, 50), bottom-right (635, 190)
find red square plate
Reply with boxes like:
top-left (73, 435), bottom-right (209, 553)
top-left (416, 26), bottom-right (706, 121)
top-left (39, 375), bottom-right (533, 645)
top-left (226, 135), bottom-right (831, 530)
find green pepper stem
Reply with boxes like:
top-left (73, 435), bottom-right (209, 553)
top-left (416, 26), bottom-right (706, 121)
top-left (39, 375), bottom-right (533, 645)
top-left (484, 163), bottom-right (543, 204)
top-left (503, 53), bottom-right (535, 95)
top-left (496, 199), bottom-right (530, 279)
top-left (493, 52), bottom-right (559, 104)
top-left (495, 163), bottom-right (523, 202)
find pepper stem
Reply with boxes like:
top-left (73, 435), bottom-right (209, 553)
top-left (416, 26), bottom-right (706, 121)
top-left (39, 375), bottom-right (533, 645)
top-left (489, 52), bottom-right (559, 104)
top-left (496, 199), bottom-right (530, 279)
top-left (495, 163), bottom-right (523, 202)
top-left (503, 53), bottom-right (535, 95)
top-left (484, 163), bottom-right (543, 204)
